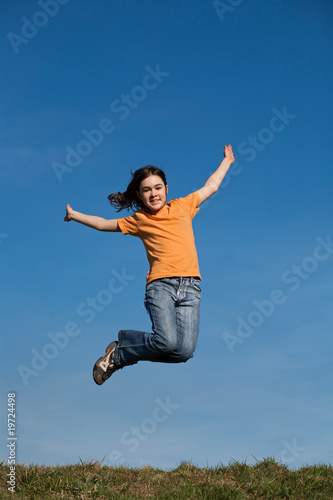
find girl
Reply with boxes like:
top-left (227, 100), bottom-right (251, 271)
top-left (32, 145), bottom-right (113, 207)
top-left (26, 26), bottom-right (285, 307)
top-left (64, 144), bottom-right (234, 386)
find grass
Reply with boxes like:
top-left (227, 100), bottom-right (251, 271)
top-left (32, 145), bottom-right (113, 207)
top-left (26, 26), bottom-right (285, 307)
top-left (0, 458), bottom-right (332, 499)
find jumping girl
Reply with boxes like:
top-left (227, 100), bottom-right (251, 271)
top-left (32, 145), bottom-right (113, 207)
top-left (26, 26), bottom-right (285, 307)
top-left (64, 144), bottom-right (235, 386)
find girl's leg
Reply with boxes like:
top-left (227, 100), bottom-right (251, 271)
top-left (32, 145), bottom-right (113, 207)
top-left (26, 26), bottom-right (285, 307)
top-left (163, 277), bottom-right (201, 363)
top-left (112, 277), bottom-right (201, 368)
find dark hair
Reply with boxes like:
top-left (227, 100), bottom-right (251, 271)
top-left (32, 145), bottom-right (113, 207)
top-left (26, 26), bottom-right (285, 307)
top-left (108, 165), bottom-right (167, 212)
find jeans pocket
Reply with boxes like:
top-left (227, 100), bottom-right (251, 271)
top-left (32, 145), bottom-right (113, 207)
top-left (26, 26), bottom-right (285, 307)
top-left (192, 279), bottom-right (201, 292)
top-left (191, 281), bottom-right (201, 295)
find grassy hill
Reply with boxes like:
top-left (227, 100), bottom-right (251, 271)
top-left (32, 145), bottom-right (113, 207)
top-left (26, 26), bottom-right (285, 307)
top-left (1, 458), bottom-right (332, 499)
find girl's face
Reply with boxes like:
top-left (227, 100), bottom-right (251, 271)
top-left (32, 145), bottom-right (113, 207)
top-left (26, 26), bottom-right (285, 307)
top-left (137, 174), bottom-right (168, 214)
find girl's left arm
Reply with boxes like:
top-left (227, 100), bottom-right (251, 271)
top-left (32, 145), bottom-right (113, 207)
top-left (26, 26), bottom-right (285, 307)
top-left (197, 144), bottom-right (235, 205)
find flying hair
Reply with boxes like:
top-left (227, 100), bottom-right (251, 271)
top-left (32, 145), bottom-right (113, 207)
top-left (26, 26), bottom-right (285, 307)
top-left (108, 165), bottom-right (167, 212)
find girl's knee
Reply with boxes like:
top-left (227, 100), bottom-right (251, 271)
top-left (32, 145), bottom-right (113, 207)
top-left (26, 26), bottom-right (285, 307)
top-left (174, 347), bottom-right (195, 363)
top-left (152, 332), bottom-right (197, 361)
top-left (154, 336), bottom-right (178, 355)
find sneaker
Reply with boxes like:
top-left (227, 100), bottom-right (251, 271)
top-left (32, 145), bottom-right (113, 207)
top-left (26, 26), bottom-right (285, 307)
top-left (93, 341), bottom-right (118, 386)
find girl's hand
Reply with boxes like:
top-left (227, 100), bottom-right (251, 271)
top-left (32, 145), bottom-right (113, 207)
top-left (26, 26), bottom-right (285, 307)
top-left (64, 204), bottom-right (74, 221)
top-left (224, 144), bottom-right (235, 164)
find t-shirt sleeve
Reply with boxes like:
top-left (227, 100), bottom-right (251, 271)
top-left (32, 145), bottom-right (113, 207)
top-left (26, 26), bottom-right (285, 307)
top-left (178, 191), bottom-right (200, 219)
top-left (117, 213), bottom-right (140, 236)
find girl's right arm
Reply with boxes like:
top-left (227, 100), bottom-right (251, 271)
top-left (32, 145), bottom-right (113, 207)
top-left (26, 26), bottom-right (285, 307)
top-left (64, 204), bottom-right (121, 232)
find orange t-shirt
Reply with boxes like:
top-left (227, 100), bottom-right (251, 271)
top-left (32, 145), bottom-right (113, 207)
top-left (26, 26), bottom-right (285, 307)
top-left (117, 191), bottom-right (201, 285)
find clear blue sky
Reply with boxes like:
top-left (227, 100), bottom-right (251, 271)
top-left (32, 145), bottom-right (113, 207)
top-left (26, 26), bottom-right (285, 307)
top-left (1, 0), bottom-right (332, 469)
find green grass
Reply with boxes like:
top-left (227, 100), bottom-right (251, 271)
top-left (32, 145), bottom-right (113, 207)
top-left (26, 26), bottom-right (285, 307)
top-left (1, 458), bottom-right (332, 499)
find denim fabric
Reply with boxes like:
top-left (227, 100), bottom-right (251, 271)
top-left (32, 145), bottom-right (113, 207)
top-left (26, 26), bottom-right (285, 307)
top-left (113, 277), bottom-right (201, 368)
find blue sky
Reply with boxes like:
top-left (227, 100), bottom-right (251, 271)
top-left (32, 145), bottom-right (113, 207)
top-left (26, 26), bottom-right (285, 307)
top-left (1, 0), bottom-right (332, 470)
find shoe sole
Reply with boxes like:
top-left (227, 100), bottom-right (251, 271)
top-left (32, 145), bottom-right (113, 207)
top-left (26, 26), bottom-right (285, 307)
top-left (93, 341), bottom-right (117, 386)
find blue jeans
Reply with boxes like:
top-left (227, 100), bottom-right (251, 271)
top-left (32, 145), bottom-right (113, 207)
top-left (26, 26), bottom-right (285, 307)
top-left (113, 277), bottom-right (201, 368)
